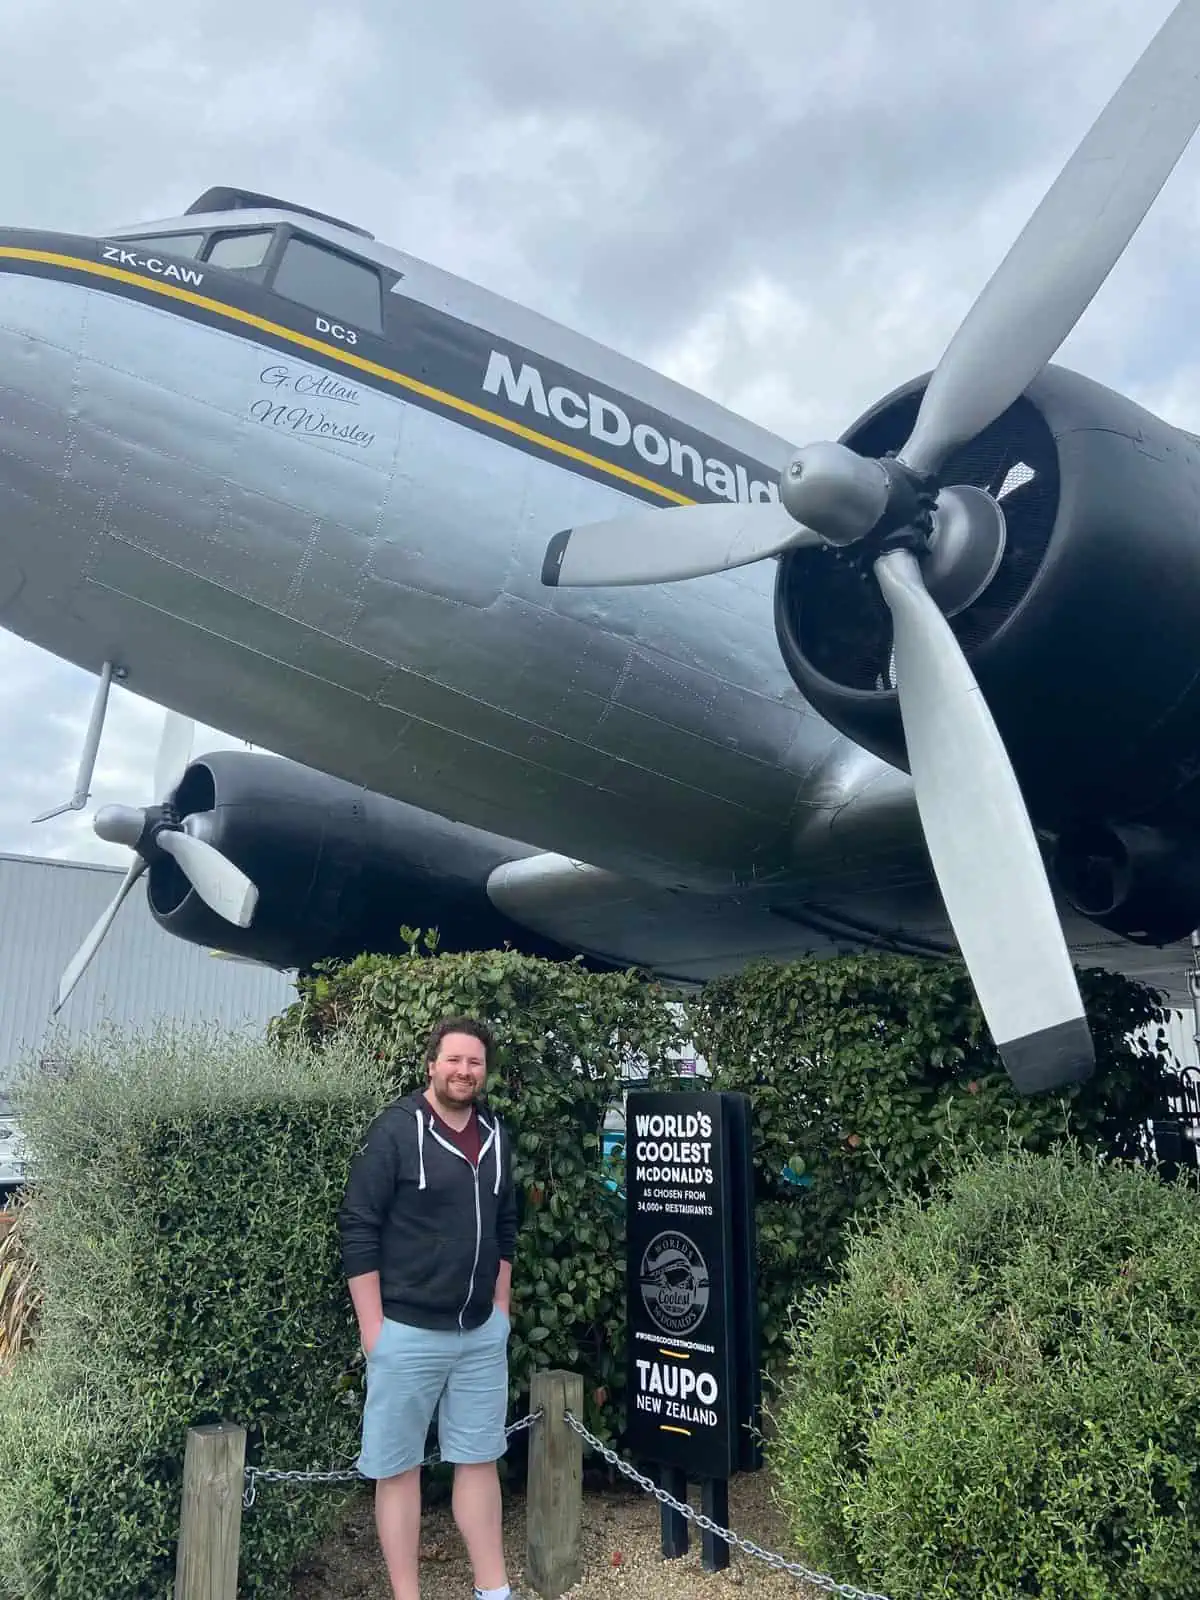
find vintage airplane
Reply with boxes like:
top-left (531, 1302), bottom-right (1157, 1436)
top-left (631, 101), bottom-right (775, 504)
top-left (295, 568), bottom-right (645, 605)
top-left (4, 1), bottom-right (1200, 1095)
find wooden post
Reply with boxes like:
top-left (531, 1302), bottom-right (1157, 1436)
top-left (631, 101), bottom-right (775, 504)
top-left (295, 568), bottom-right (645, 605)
top-left (525, 1369), bottom-right (584, 1600)
top-left (174, 1422), bottom-right (246, 1600)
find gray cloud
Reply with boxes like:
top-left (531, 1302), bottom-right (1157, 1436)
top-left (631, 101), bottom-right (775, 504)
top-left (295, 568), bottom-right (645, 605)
top-left (0, 0), bottom-right (1197, 861)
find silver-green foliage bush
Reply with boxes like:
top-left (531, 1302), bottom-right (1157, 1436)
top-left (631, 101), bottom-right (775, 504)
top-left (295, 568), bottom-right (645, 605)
top-left (0, 1023), bottom-right (391, 1600)
top-left (770, 1144), bottom-right (1200, 1599)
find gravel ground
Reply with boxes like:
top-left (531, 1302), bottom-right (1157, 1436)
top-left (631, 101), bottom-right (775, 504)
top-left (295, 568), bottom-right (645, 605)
top-left (290, 1469), bottom-right (833, 1599)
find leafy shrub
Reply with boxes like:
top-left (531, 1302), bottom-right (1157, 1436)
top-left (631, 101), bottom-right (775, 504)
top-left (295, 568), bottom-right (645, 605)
top-left (696, 952), bottom-right (1174, 1353)
top-left (280, 944), bottom-right (1177, 1410)
top-left (2, 939), bottom-right (1181, 1598)
top-left (271, 940), bottom-right (690, 1441)
top-left (770, 1144), bottom-right (1200, 1598)
top-left (0, 1023), bottom-right (391, 1600)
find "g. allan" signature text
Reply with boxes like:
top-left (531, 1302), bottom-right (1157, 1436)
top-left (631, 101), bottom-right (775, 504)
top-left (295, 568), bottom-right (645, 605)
top-left (258, 365), bottom-right (361, 405)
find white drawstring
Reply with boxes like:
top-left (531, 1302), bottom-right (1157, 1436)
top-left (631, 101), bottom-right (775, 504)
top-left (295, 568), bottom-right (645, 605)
top-left (415, 1103), bottom-right (499, 1193)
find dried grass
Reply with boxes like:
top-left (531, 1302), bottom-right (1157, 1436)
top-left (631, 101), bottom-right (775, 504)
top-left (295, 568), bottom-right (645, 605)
top-left (0, 1193), bottom-right (40, 1372)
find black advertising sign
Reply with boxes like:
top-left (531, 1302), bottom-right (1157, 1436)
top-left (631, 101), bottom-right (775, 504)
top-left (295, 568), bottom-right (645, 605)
top-left (625, 1089), bottom-right (753, 1481)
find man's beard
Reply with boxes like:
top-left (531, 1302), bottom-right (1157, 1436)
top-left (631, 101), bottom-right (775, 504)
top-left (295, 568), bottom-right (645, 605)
top-left (433, 1078), bottom-right (476, 1108)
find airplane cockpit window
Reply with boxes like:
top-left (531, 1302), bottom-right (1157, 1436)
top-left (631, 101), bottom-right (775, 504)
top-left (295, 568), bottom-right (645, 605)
top-left (205, 230), bottom-right (274, 271)
top-left (271, 235), bottom-right (383, 333)
top-left (117, 232), bottom-right (205, 257)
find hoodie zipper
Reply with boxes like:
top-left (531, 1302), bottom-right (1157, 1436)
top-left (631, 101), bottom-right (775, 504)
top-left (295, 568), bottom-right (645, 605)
top-left (424, 1112), bottom-right (497, 1329)
top-left (462, 1169), bottom-right (482, 1330)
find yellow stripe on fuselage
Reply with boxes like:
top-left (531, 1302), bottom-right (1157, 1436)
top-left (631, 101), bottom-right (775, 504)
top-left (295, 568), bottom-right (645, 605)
top-left (0, 245), bottom-right (698, 507)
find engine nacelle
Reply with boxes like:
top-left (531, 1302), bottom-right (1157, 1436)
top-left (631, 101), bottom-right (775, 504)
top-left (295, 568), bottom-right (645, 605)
top-left (1052, 821), bottom-right (1200, 946)
top-left (146, 751), bottom-right (567, 970)
top-left (774, 363), bottom-right (1200, 940)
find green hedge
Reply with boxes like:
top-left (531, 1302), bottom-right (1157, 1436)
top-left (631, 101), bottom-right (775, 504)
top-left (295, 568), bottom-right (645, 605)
top-left (0, 1024), bottom-right (392, 1600)
top-left (697, 953), bottom-right (1174, 1362)
top-left (271, 942), bottom-right (690, 1441)
top-left (0, 941), bottom-right (1181, 1597)
top-left (279, 944), bottom-right (1175, 1397)
top-left (770, 1144), bottom-right (1200, 1597)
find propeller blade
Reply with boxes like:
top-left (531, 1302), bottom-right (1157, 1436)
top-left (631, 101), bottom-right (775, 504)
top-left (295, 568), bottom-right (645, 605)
top-left (872, 547), bottom-right (1093, 1093)
top-left (899, 0), bottom-right (1200, 477)
top-left (54, 857), bottom-right (147, 1013)
top-left (541, 502), bottom-right (818, 589)
top-left (154, 710), bottom-right (195, 802)
top-left (156, 830), bottom-right (258, 927)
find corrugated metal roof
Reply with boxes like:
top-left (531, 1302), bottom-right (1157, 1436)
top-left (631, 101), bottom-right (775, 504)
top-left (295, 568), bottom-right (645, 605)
top-left (0, 851), bottom-right (297, 1080)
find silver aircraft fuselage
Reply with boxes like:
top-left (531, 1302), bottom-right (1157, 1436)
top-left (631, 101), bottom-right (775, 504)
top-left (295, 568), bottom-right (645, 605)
top-left (0, 195), bottom-right (1186, 999)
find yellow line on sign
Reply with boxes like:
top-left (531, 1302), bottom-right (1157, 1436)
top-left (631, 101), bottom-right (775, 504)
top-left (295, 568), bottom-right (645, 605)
top-left (660, 1425), bottom-right (691, 1436)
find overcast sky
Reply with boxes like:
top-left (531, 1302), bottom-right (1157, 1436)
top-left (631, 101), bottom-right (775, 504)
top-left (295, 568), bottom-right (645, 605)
top-left (0, 0), bottom-right (1196, 869)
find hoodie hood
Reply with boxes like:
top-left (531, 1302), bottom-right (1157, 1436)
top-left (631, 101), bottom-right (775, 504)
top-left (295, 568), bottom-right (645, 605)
top-left (396, 1089), bottom-right (503, 1196)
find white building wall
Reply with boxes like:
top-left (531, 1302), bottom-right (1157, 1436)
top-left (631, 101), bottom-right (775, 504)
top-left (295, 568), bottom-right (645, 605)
top-left (0, 852), bottom-right (297, 1080)
top-left (1159, 1008), bottom-right (1200, 1072)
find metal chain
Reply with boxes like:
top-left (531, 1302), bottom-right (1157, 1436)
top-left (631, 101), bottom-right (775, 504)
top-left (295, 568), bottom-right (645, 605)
top-left (563, 1411), bottom-right (895, 1600)
top-left (242, 1408), bottom-right (542, 1508)
top-left (243, 1404), bottom-right (896, 1600)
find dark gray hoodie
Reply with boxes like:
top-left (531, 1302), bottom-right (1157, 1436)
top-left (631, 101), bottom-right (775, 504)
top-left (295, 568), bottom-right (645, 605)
top-left (338, 1090), bottom-right (517, 1332)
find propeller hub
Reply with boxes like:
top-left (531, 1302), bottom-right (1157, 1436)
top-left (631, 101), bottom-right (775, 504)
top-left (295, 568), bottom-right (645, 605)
top-left (94, 802), bottom-right (183, 861)
top-left (779, 441), bottom-right (890, 546)
top-left (93, 804), bottom-right (148, 850)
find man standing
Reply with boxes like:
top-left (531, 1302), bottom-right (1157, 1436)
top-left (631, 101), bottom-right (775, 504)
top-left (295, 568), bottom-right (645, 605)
top-left (338, 1016), bottom-right (521, 1600)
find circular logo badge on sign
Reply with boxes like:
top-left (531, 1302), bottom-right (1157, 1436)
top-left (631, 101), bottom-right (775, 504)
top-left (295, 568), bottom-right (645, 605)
top-left (638, 1230), bottom-right (710, 1337)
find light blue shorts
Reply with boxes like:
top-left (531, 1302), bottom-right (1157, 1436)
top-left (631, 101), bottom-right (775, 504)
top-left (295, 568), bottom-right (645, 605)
top-left (358, 1306), bottom-right (511, 1479)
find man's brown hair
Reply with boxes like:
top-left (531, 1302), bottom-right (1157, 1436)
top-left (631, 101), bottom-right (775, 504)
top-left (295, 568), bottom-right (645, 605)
top-left (423, 1016), bottom-right (494, 1072)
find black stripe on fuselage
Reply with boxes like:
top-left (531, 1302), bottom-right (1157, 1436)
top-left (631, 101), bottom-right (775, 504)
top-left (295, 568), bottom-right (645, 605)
top-left (0, 230), bottom-right (785, 511)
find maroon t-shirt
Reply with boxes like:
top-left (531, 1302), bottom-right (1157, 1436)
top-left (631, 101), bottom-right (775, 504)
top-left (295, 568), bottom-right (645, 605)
top-left (430, 1105), bottom-right (481, 1166)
